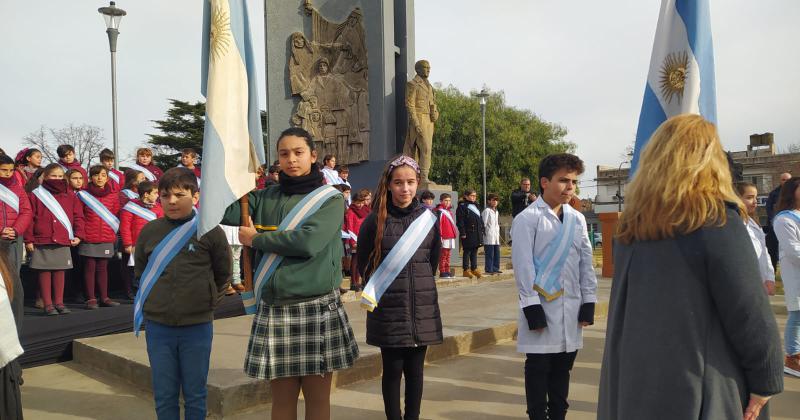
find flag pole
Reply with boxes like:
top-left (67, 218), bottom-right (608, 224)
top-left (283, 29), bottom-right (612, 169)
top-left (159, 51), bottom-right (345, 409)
top-left (240, 195), bottom-right (253, 293)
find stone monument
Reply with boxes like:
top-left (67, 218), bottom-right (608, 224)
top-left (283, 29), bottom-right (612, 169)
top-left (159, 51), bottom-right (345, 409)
top-left (264, 0), bottom-right (416, 191)
top-left (288, 4), bottom-right (370, 164)
top-left (402, 59), bottom-right (439, 187)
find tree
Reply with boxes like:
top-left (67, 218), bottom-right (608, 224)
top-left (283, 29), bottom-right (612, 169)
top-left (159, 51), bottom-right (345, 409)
top-left (430, 86), bottom-right (573, 214)
top-left (147, 99), bottom-right (270, 169)
top-left (23, 124), bottom-right (108, 169)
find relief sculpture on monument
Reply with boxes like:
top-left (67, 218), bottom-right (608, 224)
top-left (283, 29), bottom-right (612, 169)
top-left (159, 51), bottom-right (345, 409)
top-left (289, 0), bottom-right (370, 165)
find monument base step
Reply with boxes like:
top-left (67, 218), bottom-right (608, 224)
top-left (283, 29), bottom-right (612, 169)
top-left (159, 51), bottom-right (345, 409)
top-left (73, 279), bottom-right (580, 417)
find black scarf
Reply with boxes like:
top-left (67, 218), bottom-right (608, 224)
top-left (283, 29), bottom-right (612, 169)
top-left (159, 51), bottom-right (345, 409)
top-left (388, 198), bottom-right (418, 218)
top-left (279, 164), bottom-right (324, 195)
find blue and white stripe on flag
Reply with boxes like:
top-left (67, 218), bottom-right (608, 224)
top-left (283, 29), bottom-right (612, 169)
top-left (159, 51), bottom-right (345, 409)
top-left (77, 191), bottom-right (120, 233)
top-left (133, 216), bottom-right (197, 336)
top-left (199, 0), bottom-right (266, 238)
top-left (630, 0), bottom-right (716, 174)
top-left (0, 184), bottom-right (20, 213)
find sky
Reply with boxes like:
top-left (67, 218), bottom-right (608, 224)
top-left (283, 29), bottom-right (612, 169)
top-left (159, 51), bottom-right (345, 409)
top-left (1, 1), bottom-right (798, 199)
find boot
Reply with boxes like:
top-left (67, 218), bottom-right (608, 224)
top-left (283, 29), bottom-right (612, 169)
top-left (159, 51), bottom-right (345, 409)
top-left (473, 268), bottom-right (483, 279)
top-left (463, 269), bottom-right (474, 279)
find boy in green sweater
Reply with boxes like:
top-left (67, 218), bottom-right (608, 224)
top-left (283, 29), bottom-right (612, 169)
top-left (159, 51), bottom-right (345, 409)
top-left (134, 167), bottom-right (232, 420)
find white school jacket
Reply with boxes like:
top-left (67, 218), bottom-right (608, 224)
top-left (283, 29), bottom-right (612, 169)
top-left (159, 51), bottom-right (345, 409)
top-left (511, 198), bottom-right (597, 354)
top-left (482, 207), bottom-right (500, 245)
top-left (0, 274), bottom-right (23, 368)
top-left (744, 217), bottom-right (774, 283)
top-left (773, 211), bottom-right (800, 311)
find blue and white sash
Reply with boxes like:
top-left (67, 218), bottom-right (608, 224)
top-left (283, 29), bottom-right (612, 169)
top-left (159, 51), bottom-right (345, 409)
top-left (241, 185), bottom-right (341, 315)
top-left (129, 163), bottom-right (156, 181)
top-left (77, 191), bottom-right (119, 233)
top-left (0, 184), bottom-right (19, 213)
top-left (361, 209), bottom-right (437, 312)
top-left (439, 208), bottom-right (456, 229)
top-left (321, 168), bottom-right (341, 185)
top-left (341, 230), bottom-right (351, 239)
top-left (533, 205), bottom-right (578, 301)
top-left (107, 170), bottom-right (120, 184)
top-left (122, 189), bottom-right (139, 200)
top-left (32, 186), bottom-right (74, 240)
top-left (122, 201), bottom-right (157, 222)
top-left (133, 216), bottom-right (198, 336)
top-left (467, 203), bottom-right (481, 217)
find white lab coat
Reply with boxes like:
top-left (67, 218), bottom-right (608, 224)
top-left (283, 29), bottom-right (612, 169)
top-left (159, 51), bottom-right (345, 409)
top-left (482, 207), bottom-right (500, 245)
top-left (773, 211), bottom-right (800, 311)
top-left (744, 217), bottom-right (775, 283)
top-left (511, 198), bottom-right (597, 354)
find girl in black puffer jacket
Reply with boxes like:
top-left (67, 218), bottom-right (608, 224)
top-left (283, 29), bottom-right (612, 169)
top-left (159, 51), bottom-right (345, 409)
top-left (456, 189), bottom-right (484, 278)
top-left (357, 155), bottom-right (442, 420)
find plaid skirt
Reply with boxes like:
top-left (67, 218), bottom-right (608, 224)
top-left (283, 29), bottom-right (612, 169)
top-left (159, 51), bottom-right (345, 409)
top-left (244, 290), bottom-right (359, 380)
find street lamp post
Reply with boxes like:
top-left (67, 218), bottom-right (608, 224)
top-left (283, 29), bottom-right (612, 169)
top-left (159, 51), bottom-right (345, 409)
top-left (475, 89), bottom-right (490, 207)
top-left (98, 1), bottom-right (126, 169)
top-left (615, 160), bottom-right (628, 212)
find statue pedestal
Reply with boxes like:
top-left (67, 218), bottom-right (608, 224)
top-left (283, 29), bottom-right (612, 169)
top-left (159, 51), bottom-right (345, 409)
top-left (421, 181), bottom-right (452, 192)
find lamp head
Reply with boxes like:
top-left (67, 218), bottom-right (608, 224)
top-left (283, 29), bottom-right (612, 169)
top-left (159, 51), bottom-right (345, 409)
top-left (98, 1), bottom-right (126, 30)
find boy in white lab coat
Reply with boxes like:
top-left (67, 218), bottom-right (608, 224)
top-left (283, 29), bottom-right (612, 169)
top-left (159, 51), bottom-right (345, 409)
top-left (511, 153), bottom-right (597, 420)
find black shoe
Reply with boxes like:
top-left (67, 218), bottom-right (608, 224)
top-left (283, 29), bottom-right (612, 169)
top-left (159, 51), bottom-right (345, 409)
top-left (55, 305), bottom-right (71, 314)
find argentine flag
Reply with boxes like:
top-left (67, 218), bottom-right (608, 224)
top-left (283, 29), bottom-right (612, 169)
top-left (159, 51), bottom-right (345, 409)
top-left (630, 0), bottom-right (717, 174)
top-left (199, 0), bottom-right (266, 237)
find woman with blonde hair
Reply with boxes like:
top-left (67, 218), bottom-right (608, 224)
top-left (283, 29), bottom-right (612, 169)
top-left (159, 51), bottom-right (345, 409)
top-left (598, 114), bottom-right (783, 420)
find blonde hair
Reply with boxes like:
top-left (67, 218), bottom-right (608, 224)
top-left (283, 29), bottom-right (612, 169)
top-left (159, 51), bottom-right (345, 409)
top-left (616, 114), bottom-right (745, 244)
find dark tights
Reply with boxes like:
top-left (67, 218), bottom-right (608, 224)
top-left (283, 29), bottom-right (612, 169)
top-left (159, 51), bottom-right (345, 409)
top-left (349, 254), bottom-right (361, 288)
top-left (380, 346), bottom-right (427, 420)
top-left (38, 270), bottom-right (65, 308)
top-left (524, 351), bottom-right (578, 420)
top-left (84, 257), bottom-right (109, 302)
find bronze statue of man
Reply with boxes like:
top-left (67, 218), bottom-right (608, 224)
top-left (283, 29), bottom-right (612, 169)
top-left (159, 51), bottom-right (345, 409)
top-left (403, 60), bottom-right (439, 185)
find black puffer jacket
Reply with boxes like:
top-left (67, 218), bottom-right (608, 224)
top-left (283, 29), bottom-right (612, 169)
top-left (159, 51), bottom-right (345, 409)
top-left (456, 200), bottom-right (484, 249)
top-left (357, 200), bottom-right (443, 347)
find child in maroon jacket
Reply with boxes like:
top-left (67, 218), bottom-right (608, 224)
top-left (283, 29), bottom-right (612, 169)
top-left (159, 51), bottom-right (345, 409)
top-left (131, 148), bottom-right (164, 182)
top-left (119, 180), bottom-right (162, 298)
top-left (0, 154), bottom-right (33, 319)
top-left (99, 148), bottom-right (125, 193)
top-left (56, 145), bottom-right (88, 188)
top-left (78, 165), bottom-right (121, 309)
top-left (344, 188), bottom-right (371, 291)
top-left (436, 193), bottom-right (458, 278)
top-left (25, 164), bottom-right (85, 315)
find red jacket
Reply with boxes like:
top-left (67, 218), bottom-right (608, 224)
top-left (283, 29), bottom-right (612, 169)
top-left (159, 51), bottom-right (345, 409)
top-left (25, 180), bottom-right (85, 246)
top-left (81, 183), bottom-right (121, 243)
top-left (436, 204), bottom-right (457, 240)
top-left (120, 199), bottom-right (163, 247)
top-left (344, 203), bottom-right (370, 248)
top-left (107, 168), bottom-right (125, 193)
top-left (137, 162), bottom-right (163, 180)
top-left (59, 159), bottom-right (88, 189)
top-left (0, 176), bottom-right (33, 237)
top-left (12, 167), bottom-right (34, 189)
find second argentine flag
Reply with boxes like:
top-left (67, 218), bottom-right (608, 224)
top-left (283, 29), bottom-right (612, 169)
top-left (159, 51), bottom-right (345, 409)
top-left (630, 0), bottom-right (717, 174)
top-left (198, 0), bottom-right (266, 237)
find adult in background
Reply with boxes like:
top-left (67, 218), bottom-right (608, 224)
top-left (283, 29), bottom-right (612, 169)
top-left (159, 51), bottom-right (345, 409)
top-left (765, 172), bottom-right (791, 269)
top-left (511, 178), bottom-right (537, 218)
top-left (598, 115), bottom-right (783, 420)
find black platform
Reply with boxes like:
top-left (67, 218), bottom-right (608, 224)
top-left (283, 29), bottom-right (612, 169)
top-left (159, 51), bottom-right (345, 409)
top-left (18, 263), bottom-right (246, 367)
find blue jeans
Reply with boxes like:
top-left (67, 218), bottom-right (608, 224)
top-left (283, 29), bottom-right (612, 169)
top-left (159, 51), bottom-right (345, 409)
top-left (485, 244), bottom-right (500, 273)
top-left (787, 311), bottom-right (800, 355)
top-left (145, 320), bottom-right (213, 420)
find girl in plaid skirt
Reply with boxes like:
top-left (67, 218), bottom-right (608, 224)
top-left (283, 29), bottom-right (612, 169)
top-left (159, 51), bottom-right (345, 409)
top-left (230, 127), bottom-right (358, 420)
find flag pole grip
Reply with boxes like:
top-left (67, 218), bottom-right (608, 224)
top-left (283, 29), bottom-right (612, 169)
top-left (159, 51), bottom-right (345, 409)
top-left (240, 195), bottom-right (254, 293)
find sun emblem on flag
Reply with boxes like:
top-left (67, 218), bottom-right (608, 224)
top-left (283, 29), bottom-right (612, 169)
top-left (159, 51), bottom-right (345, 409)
top-left (209, 1), bottom-right (231, 63)
top-left (659, 51), bottom-right (690, 104)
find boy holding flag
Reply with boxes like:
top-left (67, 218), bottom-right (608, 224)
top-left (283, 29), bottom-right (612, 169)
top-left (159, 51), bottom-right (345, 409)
top-left (511, 153), bottom-right (597, 420)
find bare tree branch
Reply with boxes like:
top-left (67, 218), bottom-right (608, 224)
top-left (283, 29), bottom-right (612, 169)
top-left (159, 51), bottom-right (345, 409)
top-left (23, 124), bottom-right (109, 169)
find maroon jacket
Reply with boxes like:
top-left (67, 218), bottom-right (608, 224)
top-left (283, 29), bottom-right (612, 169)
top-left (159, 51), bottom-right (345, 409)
top-left (25, 179), bottom-right (86, 246)
top-left (81, 183), bottom-right (120, 244)
top-left (59, 159), bottom-right (88, 189)
top-left (0, 176), bottom-right (33, 237)
top-left (138, 162), bottom-right (164, 180)
top-left (107, 168), bottom-right (126, 193)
